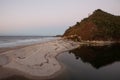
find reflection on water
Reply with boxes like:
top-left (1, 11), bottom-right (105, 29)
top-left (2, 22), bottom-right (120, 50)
top-left (57, 43), bottom-right (120, 80)
top-left (69, 44), bottom-right (120, 69)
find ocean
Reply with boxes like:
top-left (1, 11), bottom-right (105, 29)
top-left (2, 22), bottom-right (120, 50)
top-left (0, 36), bottom-right (56, 48)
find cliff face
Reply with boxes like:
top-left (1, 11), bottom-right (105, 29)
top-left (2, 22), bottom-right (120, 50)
top-left (63, 9), bottom-right (120, 41)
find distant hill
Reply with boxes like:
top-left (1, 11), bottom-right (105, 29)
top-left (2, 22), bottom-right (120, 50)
top-left (63, 9), bottom-right (120, 41)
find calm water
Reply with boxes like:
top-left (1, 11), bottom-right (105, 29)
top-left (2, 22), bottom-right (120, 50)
top-left (56, 43), bottom-right (120, 80)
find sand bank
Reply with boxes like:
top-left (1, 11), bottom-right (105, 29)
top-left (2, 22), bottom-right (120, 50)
top-left (0, 38), bottom-right (79, 79)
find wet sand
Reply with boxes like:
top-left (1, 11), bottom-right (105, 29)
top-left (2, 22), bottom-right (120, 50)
top-left (0, 38), bottom-right (79, 80)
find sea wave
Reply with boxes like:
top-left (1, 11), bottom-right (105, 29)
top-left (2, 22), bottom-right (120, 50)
top-left (0, 37), bottom-right (57, 48)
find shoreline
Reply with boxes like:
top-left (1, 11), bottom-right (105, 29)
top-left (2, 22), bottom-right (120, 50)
top-left (79, 40), bottom-right (120, 46)
top-left (0, 37), bottom-right (61, 53)
top-left (0, 38), bottom-right (119, 79)
top-left (0, 38), bottom-right (79, 79)
top-left (0, 40), bottom-right (118, 53)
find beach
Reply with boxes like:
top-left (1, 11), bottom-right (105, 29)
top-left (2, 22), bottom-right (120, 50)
top-left (0, 38), bottom-right (79, 79)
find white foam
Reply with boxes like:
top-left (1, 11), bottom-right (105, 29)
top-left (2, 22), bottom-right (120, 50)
top-left (0, 37), bottom-right (57, 48)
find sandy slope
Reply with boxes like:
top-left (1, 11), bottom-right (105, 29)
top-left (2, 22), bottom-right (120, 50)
top-left (0, 38), bottom-right (79, 78)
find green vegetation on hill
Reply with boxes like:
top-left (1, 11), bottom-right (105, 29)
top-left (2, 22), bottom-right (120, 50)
top-left (63, 9), bottom-right (120, 41)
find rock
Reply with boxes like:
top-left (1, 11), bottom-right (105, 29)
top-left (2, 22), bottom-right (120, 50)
top-left (65, 35), bottom-right (81, 42)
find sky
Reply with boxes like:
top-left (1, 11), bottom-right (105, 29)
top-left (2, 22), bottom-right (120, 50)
top-left (0, 0), bottom-right (120, 36)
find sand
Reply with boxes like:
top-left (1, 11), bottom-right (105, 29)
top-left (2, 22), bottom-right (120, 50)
top-left (0, 38), bottom-right (79, 79)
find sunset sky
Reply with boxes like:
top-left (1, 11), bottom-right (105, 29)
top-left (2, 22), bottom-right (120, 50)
top-left (0, 0), bottom-right (120, 36)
